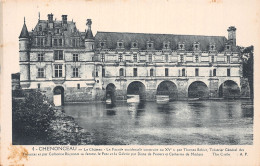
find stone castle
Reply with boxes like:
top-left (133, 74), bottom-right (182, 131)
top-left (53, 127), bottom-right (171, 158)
top-left (18, 14), bottom-right (249, 105)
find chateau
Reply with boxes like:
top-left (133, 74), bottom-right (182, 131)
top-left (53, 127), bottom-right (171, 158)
top-left (19, 14), bottom-right (247, 105)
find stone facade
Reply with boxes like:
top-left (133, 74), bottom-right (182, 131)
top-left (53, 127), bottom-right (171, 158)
top-left (19, 14), bottom-right (248, 104)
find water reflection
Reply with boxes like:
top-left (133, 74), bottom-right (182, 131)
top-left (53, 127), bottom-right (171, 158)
top-left (106, 103), bottom-right (116, 116)
top-left (63, 100), bottom-right (253, 145)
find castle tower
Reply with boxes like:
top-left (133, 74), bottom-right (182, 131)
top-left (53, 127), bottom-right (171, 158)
top-left (85, 19), bottom-right (95, 51)
top-left (19, 17), bottom-right (31, 88)
top-left (227, 26), bottom-right (236, 46)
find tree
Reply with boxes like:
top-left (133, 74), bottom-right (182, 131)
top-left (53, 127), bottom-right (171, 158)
top-left (241, 46), bottom-right (254, 99)
top-left (12, 90), bottom-right (55, 144)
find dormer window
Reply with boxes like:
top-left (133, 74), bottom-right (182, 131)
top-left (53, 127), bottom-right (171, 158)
top-left (178, 43), bottom-right (185, 50)
top-left (226, 45), bottom-right (230, 50)
top-left (163, 41), bottom-right (170, 49)
top-left (39, 25), bottom-right (42, 31)
top-left (99, 41), bottom-right (106, 49)
top-left (132, 42), bottom-right (138, 48)
top-left (210, 43), bottom-right (216, 51)
top-left (147, 41), bottom-right (154, 49)
top-left (193, 42), bottom-right (200, 51)
top-left (117, 41), bottom-right (124, 48)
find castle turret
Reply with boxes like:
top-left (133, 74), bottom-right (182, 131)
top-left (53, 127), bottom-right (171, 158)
top-left (85, 19), bottom-right (95, 51)
top-left (227, 26), bottom-right (236, 46)
top-left (19, 17), bottom-right (30, 88)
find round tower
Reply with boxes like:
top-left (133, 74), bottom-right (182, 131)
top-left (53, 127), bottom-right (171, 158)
top-left (19, 17), bottom-right (31, 88)
top-left (84, 19), bottom-right (95, 51)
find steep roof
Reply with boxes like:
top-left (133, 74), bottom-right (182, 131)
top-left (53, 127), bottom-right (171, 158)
top-left (95, 31), bottom-right (229, 52)
top-left (85, 29), bottom-right (94, 39)
top-left (19, 23), bottom-right (29, 38)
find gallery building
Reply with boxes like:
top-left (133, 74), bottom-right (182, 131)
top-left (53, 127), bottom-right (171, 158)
top-left (19, 14), bottom-right (247, 104)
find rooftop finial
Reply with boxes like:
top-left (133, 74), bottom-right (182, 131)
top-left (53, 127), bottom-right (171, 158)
top-left (38, 12), bottom-right (40, 20)
top-left (86, 19), bottom-right (92, 30)
top-left (24, 17), bottom-right (25, 24)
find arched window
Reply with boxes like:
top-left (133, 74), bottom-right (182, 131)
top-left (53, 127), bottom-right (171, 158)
top-left (119, 68), bottom-right (124, 76)
top-left (150, 69), bottom-right (154, 76)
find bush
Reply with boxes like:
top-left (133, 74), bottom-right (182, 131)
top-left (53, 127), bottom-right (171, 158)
top-left (12, 91), bottom-right (55, 145)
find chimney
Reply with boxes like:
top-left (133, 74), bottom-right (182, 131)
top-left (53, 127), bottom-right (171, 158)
top-left (227, 26), bottom-right (236, 46)
top-left (62, 15), bottom-right (67, 24)
top-left (48, 13), bottom-right (53, 23)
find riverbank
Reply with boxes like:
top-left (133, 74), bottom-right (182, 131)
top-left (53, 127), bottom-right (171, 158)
top-left (12, 90), bottom-right (93, 145)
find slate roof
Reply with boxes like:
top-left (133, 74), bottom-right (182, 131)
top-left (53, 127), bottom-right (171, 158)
top-left (19, 23), bottom-right (29, 38)
top-left (95, 31), bottom-right (231, 52)
top-left (85, 29), bottom-right (94, 39)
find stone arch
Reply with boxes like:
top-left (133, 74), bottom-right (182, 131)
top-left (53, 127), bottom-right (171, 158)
top-left (53, 86), bottom-right (64, 106)
top-left (156, 80), bottom-right (178, 101)
top-left (106, 83), bottom-right (116, 103)
top-left (127, 81), bottom-right (146, 100)
top-left (218, 80), bottom-right (240, 98)
top-left (188, 81), bottom-right (209, 98)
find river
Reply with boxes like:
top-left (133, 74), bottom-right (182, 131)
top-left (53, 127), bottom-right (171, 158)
top-left (63, 99), bottom-right (253, 145)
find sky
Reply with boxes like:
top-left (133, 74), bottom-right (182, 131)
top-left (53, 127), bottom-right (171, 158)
top-left (2, 0), bottom-right (259, 73)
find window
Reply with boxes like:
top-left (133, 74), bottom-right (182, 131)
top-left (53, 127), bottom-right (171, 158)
top-left (102, 68), bottom-right (105, 77)
top-left (37, 38), bottom-right (44, 46)
top-left (150, 69), bottom-right (154, 76)
top-left (179, 44), bottom-right (184, 50)
top-left (194, 44), bottom-right (199, 50)
top-left (73, 54), bottom-right (79, 62)
top-left (118, 54), bottom-right (123, 62)
top-left (54, 64), bottom-right (62, 77)
top-left (165, 55), bottom-right (168, 62)
top-left (72, 39), bottom-right (76, 47)
top-left (149, 54), bottom-right (152, 62)
top-left (164, 44), bottom-right (168, 49)
top-left (38, 54), bottom-right (44, 61)
top-left (59, 39), bottom-right (62, 46)
top-left (227, 56), bottom-right (230, 63)
top-left (227, 69), bottom-right (230, 76)
top-left (133, 54), bottom-right (137, 62)
top-left (39, 25), bottom-right (42, 31)
top-left (210, 45), bottom-right (215, 50)
top-left (73, 68), bottom-right (79, 77)
top-left (120, 68), bottom-right (124, 76)
top-left (54, 50), bottom-right (63, 60)
top-left (180, 55), bottom-right (184, 62)
top-left (165, 68), bottom-right (169, 76)
top-left (100, 42), bottom-right (104, 47)
top-left (133, 42), bottom-right (137, 47)
top-left (182, 68), bottom-right (185, 76)
top-left (118, 42), bottom-right (123, 47)
top-left (77, 84), bottom-right (80, 89)
top-left (195, 68), bottom-right (199, 76)
top-left (133, 68), bottom-right (137, 77)
top-left (148, 43), bottom-right (152, 48)
top-left (37, 68), bottom-right (44, 78)
top-left (195, 55), bottom-right (199, 62)
top-left (211, 55), bottom-right (214, 62)
top-left (101, 54), bottom-right (105, 62)
top-left (37, 83), bottom-right (40, 89)
top-left (96, 71), bottom-right (99, 77)
top-left (226, 45), bottom-right (230, 50)
top-left (54, 39), bottom-right (58, 46)
top-left (213, 69), bottom-right (216, 76)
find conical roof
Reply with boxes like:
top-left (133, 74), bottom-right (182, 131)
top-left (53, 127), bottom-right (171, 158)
top-left (85, 29), bottom-right (94, 39)
top-left (19, 22), bottom-right (29, 38)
